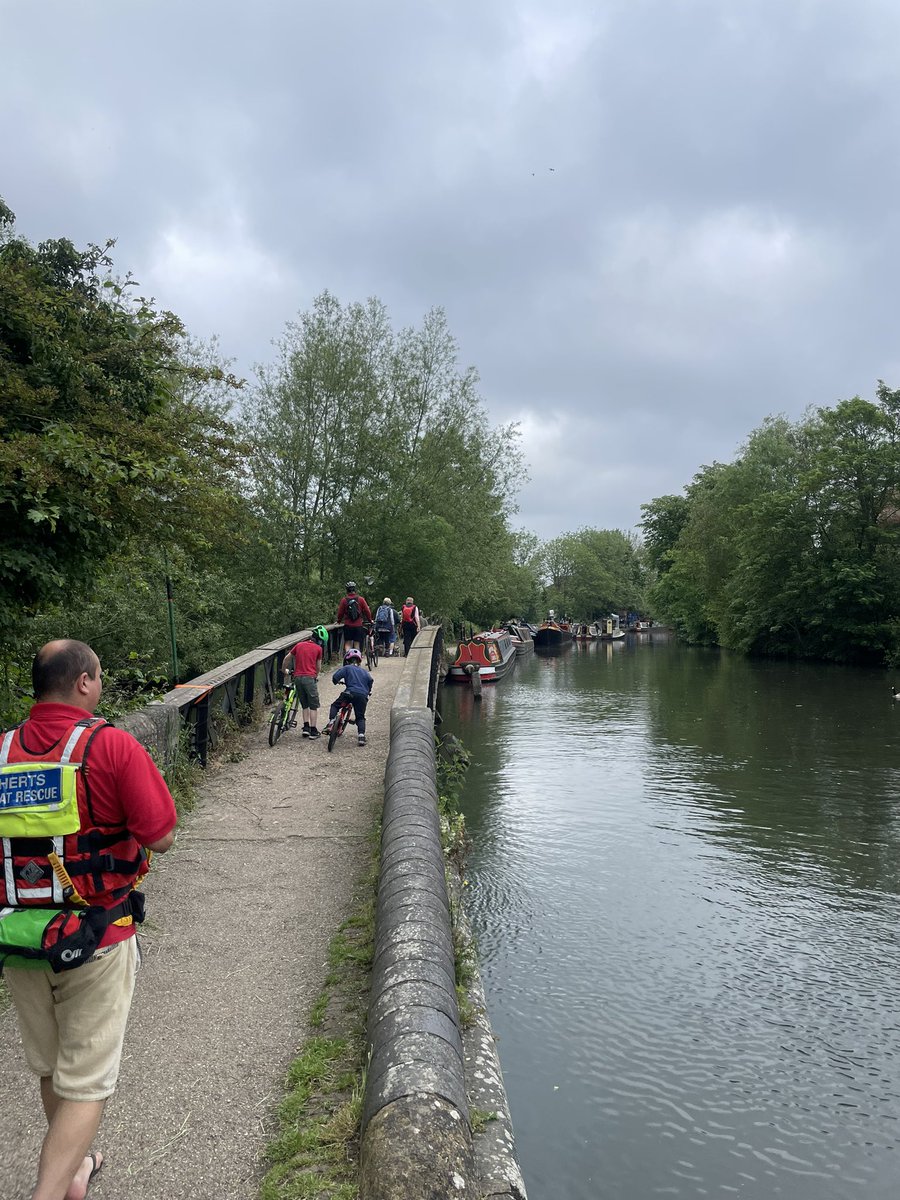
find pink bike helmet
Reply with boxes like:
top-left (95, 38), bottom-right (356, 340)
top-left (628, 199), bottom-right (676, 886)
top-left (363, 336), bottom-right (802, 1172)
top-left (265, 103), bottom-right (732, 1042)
top-left (344, 648), bottom-right (362, 664)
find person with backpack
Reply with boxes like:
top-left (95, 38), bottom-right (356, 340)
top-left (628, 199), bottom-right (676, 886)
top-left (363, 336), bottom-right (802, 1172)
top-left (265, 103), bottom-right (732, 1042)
top-left (336, 582), bottom-right (372, 657)
top-left (2, 639), bottom-right (176, 1200)
top-left (374, 596), bottom-right (398, 656)
top-left (400, 596), bottom-right (421, 656)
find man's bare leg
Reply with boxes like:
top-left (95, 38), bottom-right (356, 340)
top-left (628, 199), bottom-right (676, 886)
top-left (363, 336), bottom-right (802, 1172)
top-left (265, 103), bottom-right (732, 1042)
top-left (34, 1079), bottom-right (104, 1200)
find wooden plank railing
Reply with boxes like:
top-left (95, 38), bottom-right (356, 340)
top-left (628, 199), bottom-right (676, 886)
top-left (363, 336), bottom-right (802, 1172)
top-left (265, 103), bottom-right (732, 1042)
top-left (118, 625), bottom-right (343, 766)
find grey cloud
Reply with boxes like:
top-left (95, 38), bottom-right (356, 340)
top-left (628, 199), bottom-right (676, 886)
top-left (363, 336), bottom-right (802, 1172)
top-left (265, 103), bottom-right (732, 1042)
top-left (4, 0), bottom-right (900, 537)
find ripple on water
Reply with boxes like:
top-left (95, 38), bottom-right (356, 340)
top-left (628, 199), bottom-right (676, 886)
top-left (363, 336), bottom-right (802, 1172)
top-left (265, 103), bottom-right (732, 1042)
top-left (441, 650), bottom-right (900, 1199)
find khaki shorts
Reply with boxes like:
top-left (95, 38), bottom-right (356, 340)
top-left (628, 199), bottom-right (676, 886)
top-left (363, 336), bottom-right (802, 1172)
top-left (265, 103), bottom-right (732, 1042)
top-left (5, 937), bottom-right (140, 1101)
top-left (295, 675), bottom-right (320, 709)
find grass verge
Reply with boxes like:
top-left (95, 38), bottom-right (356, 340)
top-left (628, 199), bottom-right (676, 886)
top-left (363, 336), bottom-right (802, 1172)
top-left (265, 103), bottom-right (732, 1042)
top-left (259, 815), bottom-right (379, 1200)
top-left (435, 733), bottom-right (480, 1028)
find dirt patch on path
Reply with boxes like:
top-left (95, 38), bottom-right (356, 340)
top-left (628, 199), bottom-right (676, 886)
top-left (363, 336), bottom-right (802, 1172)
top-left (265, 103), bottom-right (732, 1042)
top-left (0, 656), bottom-right (404, 1200)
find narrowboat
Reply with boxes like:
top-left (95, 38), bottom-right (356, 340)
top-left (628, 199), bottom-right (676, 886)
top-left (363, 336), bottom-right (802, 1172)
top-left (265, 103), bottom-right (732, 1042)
top-left (534, 618), bottom-right (570, 648)
top-left (625, 617), bottom-right (652, 633)
top-left (572, 622), bottom-right (601, 640)
top-left (447, 630), bottom-right (517, 684)
top-left (503, 623), bottom-right (535, 655)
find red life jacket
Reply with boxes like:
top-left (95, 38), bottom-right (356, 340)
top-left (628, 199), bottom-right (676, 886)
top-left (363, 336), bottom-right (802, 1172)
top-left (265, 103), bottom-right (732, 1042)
top-left (0, 718), bottom-right (148, 911)
top-left (402, 604), bottom-right (417, 624)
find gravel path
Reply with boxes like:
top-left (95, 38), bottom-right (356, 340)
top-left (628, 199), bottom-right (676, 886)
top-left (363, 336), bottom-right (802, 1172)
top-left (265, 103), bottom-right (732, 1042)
top-left (0, 656), bottom-right (404, 1200)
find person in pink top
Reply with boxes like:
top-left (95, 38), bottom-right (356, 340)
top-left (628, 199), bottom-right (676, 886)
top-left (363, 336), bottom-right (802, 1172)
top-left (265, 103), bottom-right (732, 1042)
top-left (282, 625), bottom-right (327, 739)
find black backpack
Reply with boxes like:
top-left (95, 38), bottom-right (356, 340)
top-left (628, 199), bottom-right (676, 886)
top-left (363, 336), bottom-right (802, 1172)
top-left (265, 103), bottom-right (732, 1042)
top-left (347, 596), bottom-right (360, 621)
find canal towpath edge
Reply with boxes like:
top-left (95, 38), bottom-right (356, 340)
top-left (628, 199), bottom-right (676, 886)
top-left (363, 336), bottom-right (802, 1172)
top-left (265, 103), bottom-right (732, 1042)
top-left (0, 656), bottom-right (405, 1200)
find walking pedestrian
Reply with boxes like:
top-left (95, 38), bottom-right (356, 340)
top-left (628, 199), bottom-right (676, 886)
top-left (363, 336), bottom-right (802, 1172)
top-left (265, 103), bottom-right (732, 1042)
top-left (374, 597), bottom-right (398, 656)
top-left (1, 639), bottom-right (177, 1200)
top-left (282, 624), bottom-right (328, 738)
top-left (400, 596), bottom-right (421, 656)
top-left (336, 581), bottom-right (372, 655)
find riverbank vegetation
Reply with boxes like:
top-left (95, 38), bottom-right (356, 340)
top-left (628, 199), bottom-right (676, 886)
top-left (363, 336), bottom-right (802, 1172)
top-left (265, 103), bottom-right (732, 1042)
top-left (0, 203), bottom-right (645, 720)
top-left (641, 388), bottom-right (900, 665)
top-left (6, 197), bottom-right (896, 720)
top-left (541, 527), bottom-right (645, 621)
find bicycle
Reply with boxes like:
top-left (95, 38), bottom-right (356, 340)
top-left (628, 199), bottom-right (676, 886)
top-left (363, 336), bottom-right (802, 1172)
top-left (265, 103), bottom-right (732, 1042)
top-left (327, 692), bottom-right (356, 752)
top-left (269, 680), bottom-right (300, 747)
top-left (365, 622), bottom-right (379, 671)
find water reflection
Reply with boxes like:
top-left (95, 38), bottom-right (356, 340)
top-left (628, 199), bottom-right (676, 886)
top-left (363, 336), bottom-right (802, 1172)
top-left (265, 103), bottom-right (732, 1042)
top-left (439, 643), bottom-right (900, 1200)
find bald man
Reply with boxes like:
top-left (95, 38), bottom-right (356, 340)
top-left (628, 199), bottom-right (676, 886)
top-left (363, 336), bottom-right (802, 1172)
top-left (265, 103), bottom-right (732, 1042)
top-left (1, 640), bottom-right (177, 1200)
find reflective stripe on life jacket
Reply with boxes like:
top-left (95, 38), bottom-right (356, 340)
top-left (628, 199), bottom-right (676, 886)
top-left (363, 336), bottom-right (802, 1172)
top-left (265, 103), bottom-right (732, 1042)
top-left (0, 719), bottom-right (147, 911)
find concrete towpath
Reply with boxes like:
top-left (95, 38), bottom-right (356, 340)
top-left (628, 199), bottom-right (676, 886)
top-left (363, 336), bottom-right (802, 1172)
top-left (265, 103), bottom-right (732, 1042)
top-left (1, 655), bottom-right (404, 1200)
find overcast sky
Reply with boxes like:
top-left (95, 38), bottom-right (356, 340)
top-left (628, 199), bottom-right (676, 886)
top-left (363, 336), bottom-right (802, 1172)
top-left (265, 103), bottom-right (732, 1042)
top-left (4, 0), bottom-right (900, 538)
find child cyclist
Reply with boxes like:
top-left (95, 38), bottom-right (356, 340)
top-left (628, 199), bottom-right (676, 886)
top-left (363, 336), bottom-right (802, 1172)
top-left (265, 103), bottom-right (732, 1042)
top-left (325, 647), bottom-right (374, 746)
top-left (282, 624), bottom-right (329, 739)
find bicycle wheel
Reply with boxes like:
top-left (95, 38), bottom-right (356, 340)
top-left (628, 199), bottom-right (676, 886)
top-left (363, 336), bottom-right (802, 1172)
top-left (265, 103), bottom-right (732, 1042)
top-left (268, 702), bottom-right (286, 746)
top-left (328, 702), bottom-right (350, 752)
top-left (366, 641), bottom-right (375, 671)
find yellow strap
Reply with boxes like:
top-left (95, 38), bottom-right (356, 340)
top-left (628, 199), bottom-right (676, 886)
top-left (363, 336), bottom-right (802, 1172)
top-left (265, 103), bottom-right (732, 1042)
top-left (47, 852), bottom-right (87, 907)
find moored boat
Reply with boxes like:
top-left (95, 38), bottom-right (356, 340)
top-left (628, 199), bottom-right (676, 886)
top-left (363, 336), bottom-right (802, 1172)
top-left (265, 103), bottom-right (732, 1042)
top-left (596, 614), bottom-right (625, 641)
top-left (503, 623), bottom-right (535, 655)
top-left (534, 620), bottom-right (570, 648)
top-left (447, 630), bottom-right (517, 683)
top-left (572, 622), bottom-right (601, 640)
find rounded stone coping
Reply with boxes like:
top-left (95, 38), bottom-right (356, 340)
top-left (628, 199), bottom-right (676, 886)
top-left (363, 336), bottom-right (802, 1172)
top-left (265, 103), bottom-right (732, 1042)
top-left (361, 632), bottom-right (473, 1200)
top-left (361, 628), bottom-right (527, 1199)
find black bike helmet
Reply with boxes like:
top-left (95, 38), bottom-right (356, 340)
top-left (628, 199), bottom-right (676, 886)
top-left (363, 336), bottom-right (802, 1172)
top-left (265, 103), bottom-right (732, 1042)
top-left (345, 580), bottom-right (357, 592)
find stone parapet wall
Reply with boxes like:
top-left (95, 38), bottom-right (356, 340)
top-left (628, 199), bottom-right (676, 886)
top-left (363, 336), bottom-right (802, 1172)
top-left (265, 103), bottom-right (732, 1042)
top-left (360, 629), bottom-right (527, 1199)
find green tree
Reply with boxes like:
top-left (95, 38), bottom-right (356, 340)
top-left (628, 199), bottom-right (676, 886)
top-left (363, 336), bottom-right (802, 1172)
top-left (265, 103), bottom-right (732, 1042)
top-left (0, 200), bottom-right (244, 640)
top-left (645, 391), bottom-right (900, 664)
top-left (243, 293), bottom-right (525, 626)
top-left (542, 528), bottom-right (644, 618)
top-left (639, 493), bottom-right (690, 575)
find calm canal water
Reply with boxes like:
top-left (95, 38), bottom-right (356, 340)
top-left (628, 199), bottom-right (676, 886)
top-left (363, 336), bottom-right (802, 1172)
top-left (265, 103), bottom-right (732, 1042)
top-left (438, 635), bottom-right (900, 1200)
